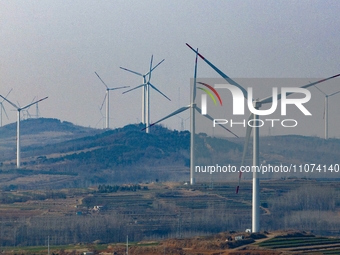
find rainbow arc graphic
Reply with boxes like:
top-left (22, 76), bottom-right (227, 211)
top-left (197, 82), bottom-right (222, 115)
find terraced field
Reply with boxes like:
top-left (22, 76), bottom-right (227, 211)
top-left (258, 234), bottom-right (340, 254)
top-left (2, 179), bottom-right (340, 248)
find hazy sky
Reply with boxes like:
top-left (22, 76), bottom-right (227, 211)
top-left (1, 0), bottom-right (340, 138)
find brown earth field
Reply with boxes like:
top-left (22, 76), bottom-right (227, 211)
top-left (3, 230), bottom-right (340, 255)
top-left (1, 180), bottom-right (340, 254)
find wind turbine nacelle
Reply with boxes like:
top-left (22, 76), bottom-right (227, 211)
top-left (203, 84), bottom-right (312, 116)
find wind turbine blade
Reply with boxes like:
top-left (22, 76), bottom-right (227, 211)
top-left (109, 86), bottom-right (130, 91)
top-left (260, 73), bottom-right (340, 104)
top-left (0, 95), bottom-right (19, 109)
top-left (149, 83), bottom-right (171, 101)
top-left (193, 48), bottom-right (198, 102)
top-left (3, 88), bottom-right (13, 101)
top-left (237, 113), bottom-right (254, 194)
top-left (95, 72), bottom-right (109, 89)
top-left (142, 105), bottom-right (190, 130)
top-left (98, 105), bottom-right (104, 116)
top-left (119, 67), bottom-right (143, 77)
top-left (95, 118), bottom-right (103, 128)
top-left (195, 106), bottom-right (238, 138)
top-left (148, 55), bottom-right (153, 83)
top-left (100, 94), bottom-right (107, 110)
top-left (27, 97), bottom-right (36, 108)
top-left (150, 59), bottom-right (165, 73)
top-left (26, 110), bottom-right (32, 118)
top-left (22, 97), bottom-right (36, 119)
top-left (122, 84), bottom-right (146, 94)
top-left (21, 97), bottom-right (48, 110)
top-left (314, 85), bottom-right (327, 96)
top-left (329, 90), bottom-right (340, 97)
top-left (186, 43), bottom-right (248, 99)
top-left (147, 59), bottom-right (165, 77)
top-left (1, 104), bottom-right (9, 119)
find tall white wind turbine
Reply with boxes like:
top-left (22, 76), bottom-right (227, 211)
top-left (187, 43), bottom-right (340, 232)
top-left (314, 86), bottom-right (340, 139)
top-left (145, 49), bottom-right (238, 185)
top-left (0, 89), bottom-right (12, 127)
top-left (0, 95), bottom-right (48, 168)
top-left (95, 72), bottom-right (129, 129)
top-left (120, 55), bottom-right (171, 133)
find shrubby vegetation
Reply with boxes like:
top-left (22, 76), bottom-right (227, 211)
top-left (263, 183), bottom-right (340, 235)
top-left (0, 190), bottom-right (67, 204)
top-left (97, 184), bottom-right (148, 193)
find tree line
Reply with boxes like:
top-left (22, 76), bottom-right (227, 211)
top-left (97, 184), bottom-right (148, 193)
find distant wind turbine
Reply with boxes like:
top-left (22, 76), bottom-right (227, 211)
top-left (177, 115), bottom-right (190, 131)
top-left (0, 95), bottom-right (48, 168)
top-left (20, 97), bottom-right (36, 120)
top-left (95, 106), bottom-right (106, 129)
top-left (95, 72), bottom-right (129, 129)
top-left (120, 55), bottom-right (171, 133)
top-left (0, 89), bottom-right (12, 127)
top-left (186, 43), bottom-right (340, 233)
top-left (314, 85), bottom-right (340, 139)
top-left (145, 48), bottom-right (237, 185)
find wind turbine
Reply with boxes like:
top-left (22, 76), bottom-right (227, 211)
top-left (186, 43), bottom-right (340, 232)
top-left (177, 115), bottom-right (190, 131)
top-left (0, 89), bottom-right (12, 127)
top-left (95, 72), bottom-right (129, 129)
top-left (145, 49), bottom-right (238, 185)
top-left (314, 86), bottom-right (340, 139)
top-left (0, 95), bottom-right (48, 168)
top-left (120, 55), bottom-right (171, 133)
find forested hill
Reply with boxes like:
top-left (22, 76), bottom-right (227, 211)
top-left (0, 119), bottom-right (242, 188)
top-left (0, 118), bottom-right (98, 138)
top-left (0, 118), bottom-right (339, 189)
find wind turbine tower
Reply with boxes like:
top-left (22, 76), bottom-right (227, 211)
top-left (314, 85), bottom-right (340, 139)
top-left (35, 101), bottom-right (40, 118)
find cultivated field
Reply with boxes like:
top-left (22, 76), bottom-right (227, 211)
top-left (1, 179), bottom-right (340, 252)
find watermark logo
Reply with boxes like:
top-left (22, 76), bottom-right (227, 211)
top-left (200, 83), bottom-right (311, 116)
top-left (193, 78), bottom-right (317, 130)
top-left (197, 82), bottom-right (223, 115)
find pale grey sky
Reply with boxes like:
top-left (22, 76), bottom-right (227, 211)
top-left (1, 0), bottom-right (340, 137)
